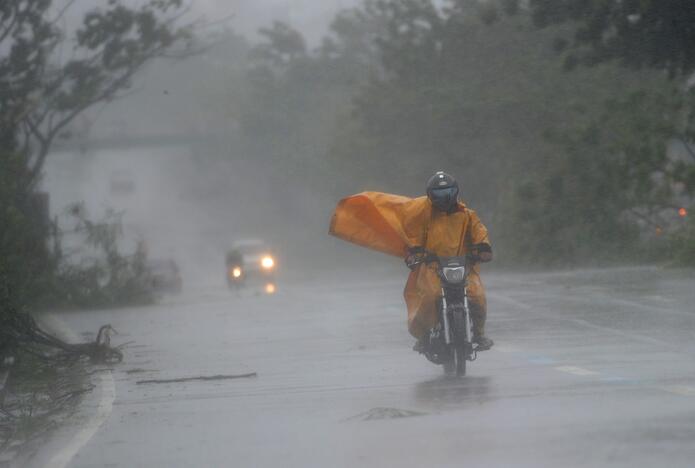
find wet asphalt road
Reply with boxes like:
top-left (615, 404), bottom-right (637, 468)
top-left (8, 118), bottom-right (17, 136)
top-left (34, 266), bottom-right (695, 467)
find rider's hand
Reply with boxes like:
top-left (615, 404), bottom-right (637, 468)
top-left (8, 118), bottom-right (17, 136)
top-left (478, 251), bottom-right (493, 263)
top-left (469, 243), bottom-right (493, 263)
top-left (405, 254), bottom-right (420, 271)
top-left (405, 247), bottom-right (425, 271)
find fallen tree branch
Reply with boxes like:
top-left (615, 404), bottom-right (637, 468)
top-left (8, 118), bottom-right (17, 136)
top-left (1, 312), bottom-right (123, 364)
top-left (136, 373), bottom-right (257, 385)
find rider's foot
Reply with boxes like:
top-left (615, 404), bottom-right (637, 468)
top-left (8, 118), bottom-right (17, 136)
top-left (413, 337), bottom-right (428, 353)
top-left (474, 335), bottom-right (494, 351)
top-left (414, 329), bottom-right (447, 364)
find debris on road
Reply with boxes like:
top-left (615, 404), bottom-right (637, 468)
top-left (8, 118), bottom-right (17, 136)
top-left (135, 372), bottom-right (257, 385)
top-left (346, 407), bottom-right (426, 421)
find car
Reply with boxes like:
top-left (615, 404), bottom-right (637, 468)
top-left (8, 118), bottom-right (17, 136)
top-left (226, 239), bottom-right (277, 293)
top-left (145, 258), bottom-right (182, 294)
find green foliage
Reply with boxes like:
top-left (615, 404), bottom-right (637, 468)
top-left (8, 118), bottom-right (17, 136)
top-left (327, 0), bottom-right (693, 265)
top-left (335, 2), bottom-right (645, 206)
top-left (1, 0), bottom-right (190, 320)
top-left (1, 0), bottom-right (195, 187)
top-left (196, 0), bottom-right (695, 266)
top-left (249, 21), bottom-right (307, 66)
top-left (519, 0), bottom-right (695, 77)
top-left (665, 210), bottom-right (695, 266)
top-left (50, 204), bottom-right (153, 309)
top-left (238, 17), bottom-right (380, 189)
top-left (0, 148), bottom-right (53, 317)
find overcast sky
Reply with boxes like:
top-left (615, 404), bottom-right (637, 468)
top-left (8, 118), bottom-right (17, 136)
top-left (57, 1), bottom-right (360, 46)
top-left (193, 0), bottom-right (360, 44)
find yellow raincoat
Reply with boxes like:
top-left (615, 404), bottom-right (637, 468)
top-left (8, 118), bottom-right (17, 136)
top-left (329, 192), bottom-right (491, 339)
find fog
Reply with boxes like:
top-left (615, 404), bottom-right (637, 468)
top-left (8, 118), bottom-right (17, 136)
top-left (40, 0), bottom-right (694, 292)
top-left (42, 0), bottom-right (376, 289)
top-left (195, 0), bottom-right (360, 43)
top-left (8, 1), bottom-right (695, 467)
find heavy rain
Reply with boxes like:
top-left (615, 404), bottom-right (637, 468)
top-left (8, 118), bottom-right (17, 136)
top-left (1, 1), bottom-right (695, 467)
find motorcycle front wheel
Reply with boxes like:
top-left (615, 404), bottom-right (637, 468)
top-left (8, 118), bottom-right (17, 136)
top-left (442, 346), bottom-right (466, 376)
top-left (453, 308), bottom-right (470, 377)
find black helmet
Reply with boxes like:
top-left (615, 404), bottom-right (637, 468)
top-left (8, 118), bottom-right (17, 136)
top-left (426, 171), bottom-right (459, 213)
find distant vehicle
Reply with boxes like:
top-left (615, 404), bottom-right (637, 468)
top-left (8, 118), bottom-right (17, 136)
top-left (226, 239), bottom-right (276, 294)
top-left (145, 259), bottom-right (182, 294)
top-left (109, 170), bottom-right (135, 195)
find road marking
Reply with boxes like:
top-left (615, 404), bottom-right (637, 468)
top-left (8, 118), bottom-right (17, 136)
top-left (489, 292), bottom-right (674, 349)
top-left (554, 366), bottom-right (600, 376)
top-left (527, 356), bottom-right (556, 365)
top-left (46, 371), bottom-right (115, 468)
top-left (38, 314), bottom-right (116, 468)
top-left (660, 385), bottom-right (695, 397)
top-left (601, 376), bottom-right (632, 383)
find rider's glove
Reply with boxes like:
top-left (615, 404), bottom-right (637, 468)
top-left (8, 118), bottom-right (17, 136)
top-left (469, 243), bottom-right (492, 264)
top-left (405, 246), bottom-right (425, 271)
top-left (405, 254), bottom-right (420, 271)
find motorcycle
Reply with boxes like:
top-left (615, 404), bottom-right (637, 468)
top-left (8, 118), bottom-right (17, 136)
top-left (409, 249), bottom-right (481, 377)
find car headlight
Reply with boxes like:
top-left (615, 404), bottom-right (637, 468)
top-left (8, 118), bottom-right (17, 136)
top-left (442, 266), bottom-right (465, 284)
top-left (261, 256), bottom-right (275, 269)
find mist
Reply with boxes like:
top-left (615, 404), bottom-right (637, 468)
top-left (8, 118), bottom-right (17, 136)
top-left (42, 0), bottom-right (375, 290)
top-left (195, 0), bottom-right (361, 43)
top-left (3, 1), bottom-right (695, 467)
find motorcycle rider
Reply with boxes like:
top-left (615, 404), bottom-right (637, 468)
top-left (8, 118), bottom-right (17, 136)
top-left (408, 171), bottom-right (494, 357)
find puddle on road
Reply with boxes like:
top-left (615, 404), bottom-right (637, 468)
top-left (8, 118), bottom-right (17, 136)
top-left (346, 407), bottom-right (426, 422)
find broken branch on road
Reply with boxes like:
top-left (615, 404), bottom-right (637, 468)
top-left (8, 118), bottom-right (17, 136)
top-left (136, 373), bottom-right (258, 385)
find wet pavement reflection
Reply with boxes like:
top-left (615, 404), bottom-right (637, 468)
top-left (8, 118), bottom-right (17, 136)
top-left (414, 375), bottom-right (494, 407)
top-left (31, 267), bottom-right (695, 468)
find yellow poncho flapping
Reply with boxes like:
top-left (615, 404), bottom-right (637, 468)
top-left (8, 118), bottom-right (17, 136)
top-left (329, 192), bottom-right (490, 339)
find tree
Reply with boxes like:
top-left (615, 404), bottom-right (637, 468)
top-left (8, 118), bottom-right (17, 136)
top-left (481, 0), bottom-right (695, 263)
top-left (1, 0), bottom-right (195, 190)
top-left (249, 21), bottom-right (307, 67)
top-left (523, 0), bottom-right (695, 77)
top-left (0, 0), bottom-right (198, 329)
top-left (499, 85), bottom-right (687, 264)
top-left (334, 1), bottom-right (641, 205)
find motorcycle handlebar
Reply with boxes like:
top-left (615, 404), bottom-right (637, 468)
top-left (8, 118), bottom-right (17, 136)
top-left (405, 248), bottom-right (479, 269)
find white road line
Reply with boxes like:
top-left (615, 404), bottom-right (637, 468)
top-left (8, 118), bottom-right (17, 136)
top-left (659, 385), bottom-right (695, 397)
top-left (554, 366), bottom-right (600, 376)
top-left (38, 314), bottom-right (116, 468)
top-left (489, 291), bottom-right (674, 349)
top-left (527, 356), bottom-right (556, 365)
top-left (46, 372), bottom-right (115, 468)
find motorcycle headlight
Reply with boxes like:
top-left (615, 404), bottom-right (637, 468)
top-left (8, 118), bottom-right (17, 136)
top-left (231, 267), bottom-right (242, 278)
top-left (442, 266), bottom-right (465, 284)
top-left (261, 256), bottom-right (275, 269)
